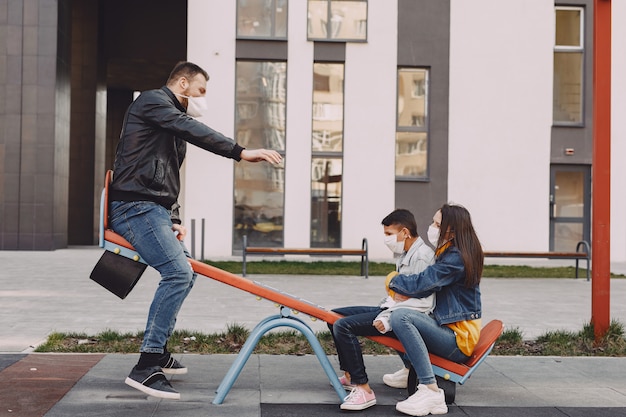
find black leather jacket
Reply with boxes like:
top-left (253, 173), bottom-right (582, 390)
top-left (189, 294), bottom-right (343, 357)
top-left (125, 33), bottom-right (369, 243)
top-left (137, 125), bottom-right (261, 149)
top-left (110, 86), bottom-right (243, 220)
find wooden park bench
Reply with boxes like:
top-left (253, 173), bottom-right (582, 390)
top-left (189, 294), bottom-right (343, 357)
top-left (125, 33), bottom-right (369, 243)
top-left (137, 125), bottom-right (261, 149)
top-left (484, 241), bottom-right (591, 280)
top-left (242, 235), bottom-right (369, 277)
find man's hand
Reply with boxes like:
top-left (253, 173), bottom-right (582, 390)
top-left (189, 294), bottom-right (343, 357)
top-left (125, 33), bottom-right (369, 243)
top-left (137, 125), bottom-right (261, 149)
top-left (240, 149), bottom-right (283, 164)
top-left (172, 224), bottom-right (187, 241)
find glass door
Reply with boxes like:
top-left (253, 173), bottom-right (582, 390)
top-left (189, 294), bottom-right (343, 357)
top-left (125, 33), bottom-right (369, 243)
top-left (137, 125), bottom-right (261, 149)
top-left (549, 165), bottom-right (590, 251)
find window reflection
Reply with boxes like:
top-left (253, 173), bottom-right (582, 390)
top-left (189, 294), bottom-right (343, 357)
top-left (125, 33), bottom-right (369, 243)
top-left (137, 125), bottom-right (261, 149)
top-left (311, 63), bottom-right (344, 247)
top-left (552, 169), bottom-right (586, 251)
top-left (396, 68), bottom-right (429, 179)
top-left (554, 171), bottom-right (584, 216)
top-left (555, 8), bottom-right (581, 47)
top-left (307, 0), bottom-right (367, 41)
top-left (311, 158), bottom-right (342, 247)
top-left (554, 223), bottom-right (583, 252)
top-left (237, 0), bottom-right (287, 39)
top-left (312, 64), bottom-right (344, 152)
top-left (397, 69), bottom-right (427, 128)
top-left (553, 7), bottom-right (584, 124)
top-left (553, 52), bottom-right (583, 124)
top-left (234, 61), bottom-right (287, 250)
top-left (395, 132), bottom-right (427, 177)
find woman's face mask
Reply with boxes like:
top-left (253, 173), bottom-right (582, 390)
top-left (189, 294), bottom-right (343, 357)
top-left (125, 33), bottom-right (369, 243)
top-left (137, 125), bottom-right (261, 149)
top-left (427, 225), bottom-right (440, 247)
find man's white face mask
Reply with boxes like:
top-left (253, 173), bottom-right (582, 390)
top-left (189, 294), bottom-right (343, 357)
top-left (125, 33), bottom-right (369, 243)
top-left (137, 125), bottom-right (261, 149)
top-left (175, 93), bottom-right (208, 118)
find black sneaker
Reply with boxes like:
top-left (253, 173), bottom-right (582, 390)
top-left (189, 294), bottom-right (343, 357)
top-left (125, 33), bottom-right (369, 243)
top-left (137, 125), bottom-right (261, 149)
top-left (125, 365), bottom-right (180, 400)
top-left (161, 354), bottom-right (188, 375)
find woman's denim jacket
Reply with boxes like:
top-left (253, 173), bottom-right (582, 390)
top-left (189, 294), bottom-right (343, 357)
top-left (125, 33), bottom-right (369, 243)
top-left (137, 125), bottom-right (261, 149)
top-left (388, 246), bottom-right (481, 326)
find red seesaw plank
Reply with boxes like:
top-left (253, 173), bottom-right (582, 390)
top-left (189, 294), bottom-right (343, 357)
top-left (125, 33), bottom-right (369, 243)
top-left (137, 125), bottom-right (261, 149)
top-left (104, 227), bottom-right (489, 378)
top-left (189, 258), bottom-right (342, 325)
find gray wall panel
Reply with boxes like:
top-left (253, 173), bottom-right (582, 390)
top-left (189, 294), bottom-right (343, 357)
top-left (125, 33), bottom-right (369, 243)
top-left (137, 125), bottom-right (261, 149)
top-left (396, 0), bottom-right (450, 237)
top-left (551, 0), bottom-right (593, 165)
top-left (236, 40), bottom-right (288, 60)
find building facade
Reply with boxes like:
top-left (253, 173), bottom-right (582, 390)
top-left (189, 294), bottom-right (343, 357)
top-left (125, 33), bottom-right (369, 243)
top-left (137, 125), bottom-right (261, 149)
top-left (1, 0), bottom-right (625, 264)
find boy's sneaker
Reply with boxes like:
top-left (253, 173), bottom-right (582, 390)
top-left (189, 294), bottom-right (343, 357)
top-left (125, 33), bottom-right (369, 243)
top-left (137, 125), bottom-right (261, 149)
top-left (383, 367), bottom-right (410, 388)
top-left (125, 365), bottom-right (180, 400)
top-left (340, 386), bottom-right (376, 411)
top-left (396, 384), bottom-right (448, 416)
top-left (161, 355), bottom-right (188, 375)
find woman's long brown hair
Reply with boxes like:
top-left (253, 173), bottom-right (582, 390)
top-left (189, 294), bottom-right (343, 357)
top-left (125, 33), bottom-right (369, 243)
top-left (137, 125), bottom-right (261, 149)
top-left (437, 203), bottom-right (484, 287)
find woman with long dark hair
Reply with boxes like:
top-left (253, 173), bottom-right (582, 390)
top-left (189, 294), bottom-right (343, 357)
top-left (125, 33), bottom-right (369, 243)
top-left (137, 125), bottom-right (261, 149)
top-left (389, 203), bottom-right (484, 416)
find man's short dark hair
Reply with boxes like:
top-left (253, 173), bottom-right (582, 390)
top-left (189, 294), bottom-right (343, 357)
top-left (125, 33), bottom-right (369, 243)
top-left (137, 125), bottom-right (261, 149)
top-left (381, 209), bottom-right (418, 237)
top-left (166, 61), bottom-right (209, 85)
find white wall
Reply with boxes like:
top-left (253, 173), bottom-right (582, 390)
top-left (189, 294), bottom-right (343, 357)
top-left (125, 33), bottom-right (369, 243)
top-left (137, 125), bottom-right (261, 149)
top-left (283, 0), bottom-right (314, 248)
top-left (612, 1), bottom-right (626, 263)
top-left (283, 0), bottom-right (400, 259)
top-left (181, 0), bottom-right (626, 263)
top-left (182, 0), bottom-right (399, 259)
top-left (448, 0), bottom-right (554, 252)
top-left (342, 0), bottom-right (398, 258)
top-left (184, 0), bottom-right (238, 257)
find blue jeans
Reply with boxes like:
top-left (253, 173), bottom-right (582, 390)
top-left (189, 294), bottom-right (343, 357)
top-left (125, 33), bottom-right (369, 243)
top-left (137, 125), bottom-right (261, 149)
top-left (389, 308), bottom-right (469, 386)
top-left (329, 306), bottom-right (405, 385)
top-left (109, 200), bottom-right (197, 354)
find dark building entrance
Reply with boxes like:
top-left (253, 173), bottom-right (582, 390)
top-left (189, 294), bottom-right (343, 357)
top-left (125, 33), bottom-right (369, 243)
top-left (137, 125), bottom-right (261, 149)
top-left (0, 0), bottom-right (186, 249)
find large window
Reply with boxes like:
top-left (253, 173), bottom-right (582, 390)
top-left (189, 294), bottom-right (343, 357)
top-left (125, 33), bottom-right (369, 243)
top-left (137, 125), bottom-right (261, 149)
top-left (233, 61), bottom-right (287, 250)
top-left (237, 0), bottom-right (287, 39)
top-left (550, 165), bottom-right (590, 251)
top-left (311, 63), bottom-right (344, 247)
top-left (307, 0), bottom-right (367, 42)
top-left (553, 6), bottom-right (584, 125)
top-left (396, 68), bottom-right (429, 179)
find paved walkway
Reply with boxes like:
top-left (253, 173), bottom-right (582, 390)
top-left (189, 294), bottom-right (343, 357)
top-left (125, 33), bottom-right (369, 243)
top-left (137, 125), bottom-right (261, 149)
top-left (1, 247), bottom-right (626, 416)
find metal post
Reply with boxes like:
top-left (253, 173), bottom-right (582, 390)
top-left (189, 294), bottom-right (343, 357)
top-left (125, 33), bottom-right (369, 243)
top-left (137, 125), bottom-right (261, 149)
top-left (190, 218), bottom-right (196, 259)
top-left (201, 218), bottom-right (205, 261)
top-left (242, 235), bottom-right (248, 277)
top-left (591, 0), bottom-right (611, 341)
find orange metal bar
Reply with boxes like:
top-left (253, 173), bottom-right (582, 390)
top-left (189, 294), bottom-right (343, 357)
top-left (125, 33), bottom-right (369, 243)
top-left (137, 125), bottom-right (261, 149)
top-left (189, 258), bottom-right (343, 324)
top-left (105, 225), bottom-right (485, 376)
top-left (188, 258), bottom-right (481, 377)
top-left (591, 0), bottom-right (611, 341)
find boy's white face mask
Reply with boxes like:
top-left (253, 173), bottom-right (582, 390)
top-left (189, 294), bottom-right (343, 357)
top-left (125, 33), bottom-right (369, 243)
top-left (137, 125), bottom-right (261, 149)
top-left (384, 233), bottom-right (406, 255)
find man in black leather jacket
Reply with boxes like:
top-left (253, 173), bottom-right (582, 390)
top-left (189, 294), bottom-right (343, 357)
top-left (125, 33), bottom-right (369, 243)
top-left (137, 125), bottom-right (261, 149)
top-left (109, 61), bottom-right (282, 400)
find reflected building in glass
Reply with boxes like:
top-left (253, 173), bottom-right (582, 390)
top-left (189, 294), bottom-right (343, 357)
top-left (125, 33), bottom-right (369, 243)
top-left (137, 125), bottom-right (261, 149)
top-left (233, 62), bottom-right (287, 249)
top-left (311, 63), bottom-right (344, 247)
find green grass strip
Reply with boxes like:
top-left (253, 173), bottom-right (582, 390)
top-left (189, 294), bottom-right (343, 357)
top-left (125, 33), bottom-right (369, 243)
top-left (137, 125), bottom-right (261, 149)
top-left (36, 321), bottom-right (626, 356)
top-left (205, 260), bottom-right (624, 278)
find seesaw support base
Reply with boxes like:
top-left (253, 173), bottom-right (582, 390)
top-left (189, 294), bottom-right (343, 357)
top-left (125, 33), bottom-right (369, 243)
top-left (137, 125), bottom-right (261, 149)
top-left (213, 307), bottom-right (345, 404)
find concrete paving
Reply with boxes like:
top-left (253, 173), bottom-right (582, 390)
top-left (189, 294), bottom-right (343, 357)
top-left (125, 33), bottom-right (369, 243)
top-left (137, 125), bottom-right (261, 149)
top-left (1, 247), bottom-right (626, 416)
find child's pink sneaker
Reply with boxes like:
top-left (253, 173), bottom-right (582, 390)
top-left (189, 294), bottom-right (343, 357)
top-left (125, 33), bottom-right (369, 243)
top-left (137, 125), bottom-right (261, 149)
top-left (338, 375), bottom-right (356, 390)
top-left (340, 386), bottom-right (376, 411)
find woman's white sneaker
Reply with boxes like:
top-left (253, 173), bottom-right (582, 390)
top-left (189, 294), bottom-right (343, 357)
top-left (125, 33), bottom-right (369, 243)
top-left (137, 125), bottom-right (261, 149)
top-left (383, 367), bottom-right (410, 388)
top-left (396, 384), bottom-right (448, 416)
